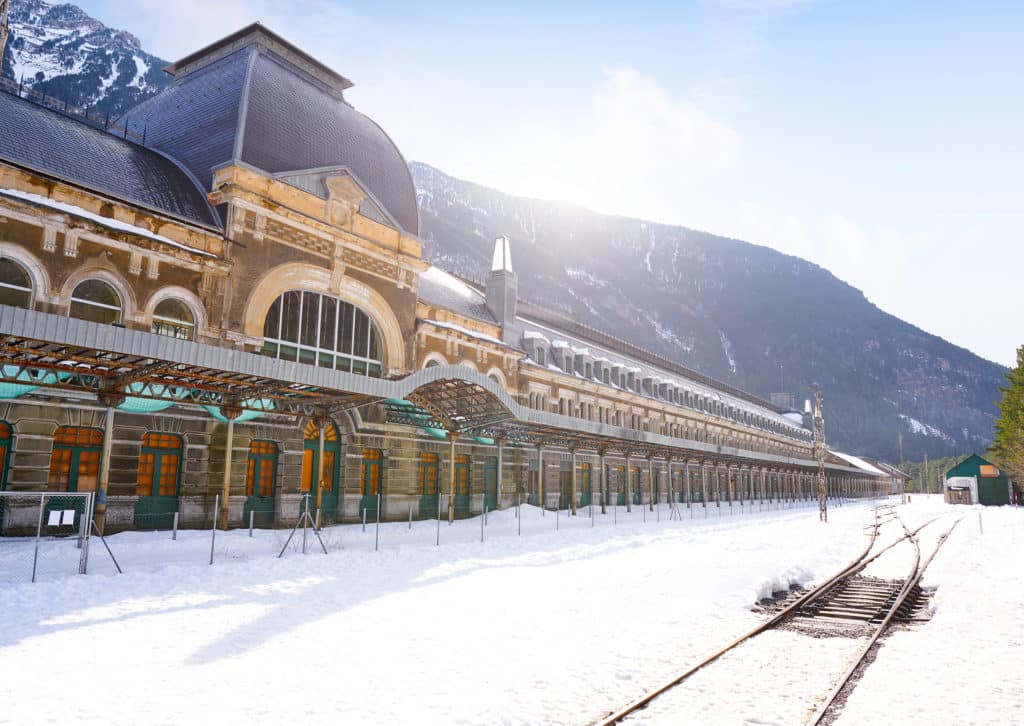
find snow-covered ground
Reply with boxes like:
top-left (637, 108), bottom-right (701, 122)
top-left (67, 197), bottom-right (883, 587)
top-left (0, 497), bottom-right (1019, 725)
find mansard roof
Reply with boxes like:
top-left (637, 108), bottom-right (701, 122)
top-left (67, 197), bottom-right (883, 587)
top-left (121, 24), bottom-right (420, 236)
top-left (0, 91), bottom-right (220, 229)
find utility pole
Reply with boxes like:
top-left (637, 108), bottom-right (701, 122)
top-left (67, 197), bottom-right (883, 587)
top-left (923, 452), bottom-right (929, 497)
top-left (812, 386), bottom-right (827, 523)
top-left (898, 431), bottom-right (906, 504)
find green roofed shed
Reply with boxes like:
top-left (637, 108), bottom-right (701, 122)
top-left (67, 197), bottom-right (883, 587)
top-left (944, 454), bottom-right (1011, 506)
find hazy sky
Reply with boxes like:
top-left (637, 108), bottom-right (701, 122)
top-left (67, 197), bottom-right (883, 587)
top-left (78, 0), bottom-right (1023, 366)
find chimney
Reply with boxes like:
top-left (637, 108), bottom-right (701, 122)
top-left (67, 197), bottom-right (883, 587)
top-left (803, 398), bottom-right (814, 430)
top-left (486, 235), bottom-right (517, 329)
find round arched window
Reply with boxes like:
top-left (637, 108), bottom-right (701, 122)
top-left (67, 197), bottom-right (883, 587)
top-left (0, 258), bottom-right (33, 309)
top-left (69, 279), bottom-right (121, 324)
top-left (262, 291), bottom-right (383, 377)
top-left (152, 298), bottom-right (195, 340)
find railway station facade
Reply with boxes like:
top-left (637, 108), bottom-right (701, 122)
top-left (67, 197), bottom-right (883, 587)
top-left (0, 24), bottom-right (888, 533)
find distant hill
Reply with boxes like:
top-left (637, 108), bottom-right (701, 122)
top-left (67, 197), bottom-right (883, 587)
top-left (2, 0), bottom-right (169, 117)
top-left (0, 0), bottom-right (1004, 462)
top-left (412, 162), bottom-right (1004, 462)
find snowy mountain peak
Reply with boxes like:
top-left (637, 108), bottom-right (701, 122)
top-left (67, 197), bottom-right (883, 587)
top-left (1, 0), bottom-right (169, 115)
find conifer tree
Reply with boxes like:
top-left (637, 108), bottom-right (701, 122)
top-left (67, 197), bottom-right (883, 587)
top-left (990, 345), bottom-right (1024, 482)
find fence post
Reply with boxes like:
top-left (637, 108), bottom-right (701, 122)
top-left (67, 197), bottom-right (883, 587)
top-left (436, 491), bottom-right (441, 547)
top-left (31, 493), bottom-right (45, 583)
top-left (409, 505), bottom-right (413, 530)
top-left (362, 507), bottom-right (367, 533)
top-left (209, 494), bottom-right (219, 566)
top-left (481, 506), bottom-right (485, 543)
top-left (172, 511), bottom-right (179, 541)
top-left (374, 492), bottom-right (381, 552)
top-left (978, 511), bottom-right (983, 536)
top-left (517, 493), bottom-right (521, 536)
top-left (302, 494), bottom-right (309, 555)
top-left (249, 509), bottom-right (254, 538)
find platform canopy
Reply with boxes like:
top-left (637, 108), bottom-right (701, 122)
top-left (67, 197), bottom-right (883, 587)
top-left (0, 305), bottom-right (881, 475)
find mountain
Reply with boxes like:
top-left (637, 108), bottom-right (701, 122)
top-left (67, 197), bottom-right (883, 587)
top-left (2, 0), bottom-right (169, 117)
top-left (0, 0), bottom-right (1005, 462)
top-left (413, 162), bottom-right (1004, 462)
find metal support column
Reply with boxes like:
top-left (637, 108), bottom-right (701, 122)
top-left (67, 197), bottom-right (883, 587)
top-left (448, 432), bottom-right (459, 523)
top-left (599, 449), bottom-right (607, 514)
top-left (495, 438), bottom-right (504, 510)
top-left (625, 452), bottom-right (632, 512)
top-left (570, 448), bottom-right (578, 515)
top-left (94, 404), bottom-right (115, 534)
top-left (648, 457), bottom-right (655, 511)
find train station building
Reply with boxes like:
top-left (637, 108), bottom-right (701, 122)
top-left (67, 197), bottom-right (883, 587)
top-left (0, 24), bottom-right (889, 533)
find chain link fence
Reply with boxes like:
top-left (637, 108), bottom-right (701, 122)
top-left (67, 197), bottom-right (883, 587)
top-left (0, 491), bottom-right (93, 583)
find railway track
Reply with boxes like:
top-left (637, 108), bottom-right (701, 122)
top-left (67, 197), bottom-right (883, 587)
top-left (595, 507), bottom-right (961, 726)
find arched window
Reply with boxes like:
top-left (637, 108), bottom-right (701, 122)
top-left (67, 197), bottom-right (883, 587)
top-left (137, 433), bottom-right (183, 496)
top-left (69, 279), bottom-right (121, 324)
top-left (246, 441), bottom-right (278, 497)
top-left (262, 291), bottom-right (383, 376)
top-left (0, 258), bottom-right (32, 308)
top-left (152, 299), bottom-right (195, 340)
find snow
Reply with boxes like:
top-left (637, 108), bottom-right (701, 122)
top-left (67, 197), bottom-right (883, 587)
top-left (1, 498), bottom-right (1016, 724)
top-left (523, 330), bottom-right (550, 343)
top-left (718, 329), bottom-right (738, 374)
top-left (421, 318), bottom-right (504, 346)
top-left (0, 189), bottom-right (216, 257)
top-left (836, 500), bottom-right (1024, 725)
top-left (899, 413), bottom-right (955, 443)
top-left (419, 265), bottom-right (482, 301)
top-left (831, 450), bottom-right (886, 476)
top-left (129, 54), bottom-right (150, 89)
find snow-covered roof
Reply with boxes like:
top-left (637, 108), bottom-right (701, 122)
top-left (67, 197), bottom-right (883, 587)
top-left (523, 330), bottom-right (550, 343)
top-left (830, 451), bottom-right (885, 476)
top-left (417, 266), bottom-right (494, 323)
top-left (0, 188), bottom-right (217, 257)
top-left (420, 318), bottom-right (504, 346)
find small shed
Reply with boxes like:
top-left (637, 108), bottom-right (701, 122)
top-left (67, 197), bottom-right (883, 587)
top-left (944, 454), bottom-right (1011, 506)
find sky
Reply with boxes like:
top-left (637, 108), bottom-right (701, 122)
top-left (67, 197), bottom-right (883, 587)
top-left (76, 0), bottom-right (1024, 366)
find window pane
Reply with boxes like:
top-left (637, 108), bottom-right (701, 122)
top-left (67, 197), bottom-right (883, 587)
top-left (368, 325), bottom-right (380, 361)
top-left (70, 280), bottom-right (121, 324)
top-left (353, 310), bottom-right (369, 358)
top-left (152, 299), bottom-right (195, 340)
top-left (300, 292), bottom-right (320, 347)
top-left (338, 302), bottom-right (354, 355)
top-left (264, 296), bottom-right (281, 339)
top-left (280, 291), bottom-right (301, 343)
top-left (320, 297), bottom-right (337, 356)
top-left (0, 258), bottom-right (32, 308)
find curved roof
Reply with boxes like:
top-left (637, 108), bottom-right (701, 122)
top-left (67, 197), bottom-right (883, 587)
top-left (0, 91), bottom-right (220, 228)
top-left (122, 26), bottom-right (419, 236)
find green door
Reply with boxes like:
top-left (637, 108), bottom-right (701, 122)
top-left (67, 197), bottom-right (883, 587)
top-left (134, 433), bottom-right (183, 530)
top-left (419, 453), bottom-right (440, 517)
top-left (47, 427), bottom-right (102, 531)
top-left (484, 456), bottom-right (498, 510)
top-left (301, 427), bottom-right (342, 524)
top-left (615, 467), bottom-right (626, 505)
top-left (579, 464), bottom-right (592, 506)
top-left (632, 467), bottom-right (642, 505)
top-left (454, 455), bottom-right (471, 516)
top-left (245, 440), bottom-right (278, 527)
top-left (360, 449), bottom-right (383, 518)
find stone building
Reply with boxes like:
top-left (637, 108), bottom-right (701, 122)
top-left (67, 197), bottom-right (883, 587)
top-left (0, 24), bottom-right (887, 533)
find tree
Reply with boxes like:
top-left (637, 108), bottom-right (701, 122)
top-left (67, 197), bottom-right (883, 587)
top-left (990, 345), bottom-right (1024, 483)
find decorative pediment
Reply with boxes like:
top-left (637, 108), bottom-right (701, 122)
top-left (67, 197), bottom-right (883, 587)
top-left (273, 166), bottom-right (399, 232)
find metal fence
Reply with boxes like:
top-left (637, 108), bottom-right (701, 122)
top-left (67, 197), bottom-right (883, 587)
top-left (0, 491), bottom-right (94, 583)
